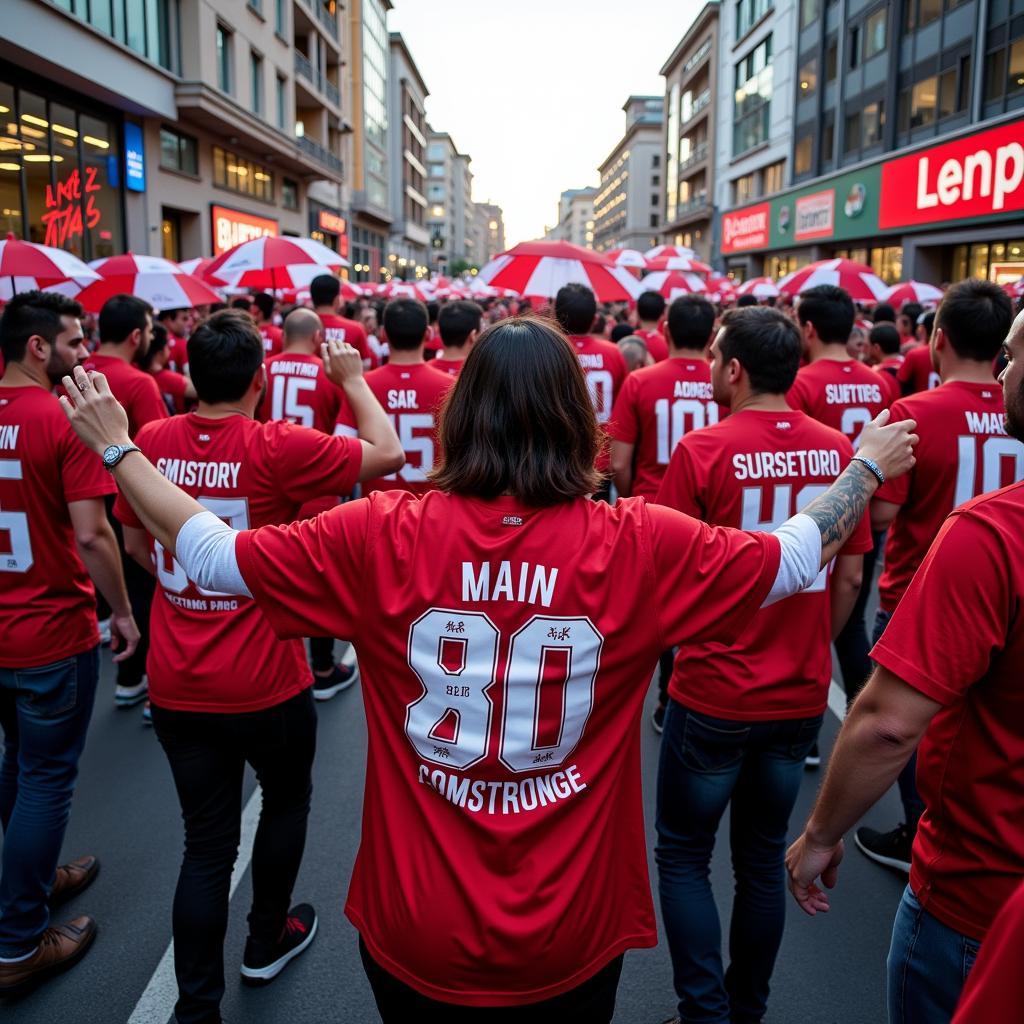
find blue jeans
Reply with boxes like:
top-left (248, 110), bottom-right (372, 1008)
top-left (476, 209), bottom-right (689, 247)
top-left (0, 646), bottom-right (100, 956)
top-left (887, 885), bottom-right (980, 1024)
top-left (656, 701), bottom-right (823, 1024)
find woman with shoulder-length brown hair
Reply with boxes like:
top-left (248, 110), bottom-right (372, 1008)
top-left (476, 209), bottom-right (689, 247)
top-left (60, 311), bottom-right (914, 1022)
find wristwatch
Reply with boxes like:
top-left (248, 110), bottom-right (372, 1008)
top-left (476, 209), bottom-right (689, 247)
top-left (101, 443), bottom-right (141, 471)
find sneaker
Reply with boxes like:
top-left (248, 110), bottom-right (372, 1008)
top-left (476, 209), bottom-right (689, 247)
top-left (0, 916), bottom-right (97, 997)
top-left (854, 823), bottom-right (914, 873)
top-left (114, 677), bottom-right (148, 708)
top-left (651, 703), bottom-right (666, 735)
top-left (97, 618), bottom-right (111, 646)
top-left (49, 856), bottom-right (99, 908)
top-left (804, 742), bottom-right (821, 769)
top-left (141, 702), bottom-right (152, 727)
top-left (312, 661), bottom-right (359, 701)
top-left (240, 904), bottom-right (318, 986)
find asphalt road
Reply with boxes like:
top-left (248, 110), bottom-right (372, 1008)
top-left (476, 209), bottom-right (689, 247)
top-left (2, 646), bottom-right (906, 1024)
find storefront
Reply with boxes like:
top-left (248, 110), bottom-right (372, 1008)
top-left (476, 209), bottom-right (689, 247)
top-left (309, 203), bottom-right (350, 260)
top-left (210, 204), bottom-right (278, 257)
top-left (718, 113), bottom-right (1024, 287)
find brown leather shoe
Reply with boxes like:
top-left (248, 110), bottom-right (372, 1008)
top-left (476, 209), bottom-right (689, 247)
top-left (49, 855), bottom-right (99, 908)
top-left (0, 916), bottom-right (97, 996)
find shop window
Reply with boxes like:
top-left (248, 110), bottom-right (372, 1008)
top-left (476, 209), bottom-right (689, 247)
top-left (798, 57), bottom-right (818, 96)
top-left (794, 134), bottom-right (813, 175)
top-left (864, 8), bottom-right (887, 59)
top-left (763, 161), bottom-right (784, 194)
top-left (969, 244), bottom-right (989, 280)
top-left (213, 146), bottom-right (274, 202)
top-left (799, 0), bottom-right (819, 28)
top-left (80, 113), bottom-right (122, 259)
top-left (0, 84), bottom-right (22, 239)
top-left (870, 246), bottom-right (903, 284)
top-left (733, 36), bottom-right (773, 156)
top-left (951, 244), bottom-right (968, 283)
top-left (282, 178), bottom-right (299, 210)
top-left (216, 24), bottom-right (233, 94)
top-left (160, 127), bottom-right (198, 176)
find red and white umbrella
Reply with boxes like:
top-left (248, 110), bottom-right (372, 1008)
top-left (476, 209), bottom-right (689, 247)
top-left (71, 253), bottom-right (222, 312)
top-left (478, 240), bottom-right (640, 302)
top-left (1003, 278), bottom-right (1024, 299)
top-left (886, 281), bottom-right (944, 308)
top-left (646, 253), bottom-right (713, 275)
top-left (645, 244), bottom-right (697, 262)
top-left (705, 274), bottom-right (738, 304)
top-left (736, 276), bottom-right (781, 299)
top-left (637, 271), bottom-right (707, 299)
top-left (605, 248), bottom-right (648, 269)
top-left (205, 236), bottom-right (348, 290)
top-left (0, 235), bottom-right (100, 298)
top-left (375, 281), bottom-right (431, 301)
top-left (778, 258), bottom-right (890, 303)
top-left (178, 256), bottom-right (228, 284)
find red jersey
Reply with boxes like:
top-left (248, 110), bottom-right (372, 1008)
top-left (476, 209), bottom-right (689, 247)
top-left (875, 357), bottom-right (903, 404)
top-left (260, 352), bottom-right (345, 435)
top-left (568, 335), bottom-right (628, 425)
top-left (635, 328), bottom-right (669, 363)
top-left (608, 357), bottom-right (721, 501)
top-left (876, 382), bottom-right (1024, 612)
top-left (897, 344), bottom-right (940, 394)
top-left (430, 357), bottom-right (465, 378)
top-left (872, 482), bottom-right (1024, 939)
top-left (335, 362), bottom-right (452, 495)
top-left (83, 353), bottom-right (167, 437)
top-left (152, 368), bottom-right (189, 415)
top-left (165, 332), bottom-right (188, 375)
top-left (318, 313), bottom-right (369, 367)
top-left (787, 357), bottom-right (890, 447)
top-left (0, 386), bottom-right (114, 668)
top-left (113, 414), bottom-right (362, 712)
top-left (258, 323), bottom-right (283, 359)
top-left (658, 409), bottom-right (870, 719)
top-left (235, 490), bottom-right (781, 1004)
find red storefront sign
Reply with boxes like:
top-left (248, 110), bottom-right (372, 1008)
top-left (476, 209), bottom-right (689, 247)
top-left (318, 210), bottom-right (346, 234)
top-left (211, 205), bottom-right (278, 255)
top-left (879, 118), bottom-right (1024, 229)
top-left (794, 189), bottom-right (835, 241)
top-left (721, 203), bottom-right (770, 253)
top-left (42, 168), bottom-right (102, 249)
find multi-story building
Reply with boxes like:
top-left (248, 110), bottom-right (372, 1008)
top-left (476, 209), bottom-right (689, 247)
top-left (386, 31), bottom-right (429, 279)
top-left (720, 1), bottom-right (1024, 284)
top-left (475, 201), bottom-right (506, 262)
top-left (425, 129), bottom-right (474, 271)
top-left (455, 152), bottom-right (474, 265)
top-left (592, 96), bottom-right (664, 253)
top-left (0, 0), bottom-right (350, 263)
top-left (660, 2), bottom-right (719, 261)
top-left (546, 188), bottom-right (597, 248)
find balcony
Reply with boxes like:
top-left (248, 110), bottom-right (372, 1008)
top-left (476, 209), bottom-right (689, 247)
top-left (296, 134), bottom-right (343, 175)
top-left (294, 51), bottom-right (340, 107)
top-left (306, 0), bottom-right (339, 41)
top-left (678, 141), bottom-right (709, 173)
top-left (682, 38), bottom-right (712, 77)
top-left (683, 89), bottom-right (711, 126)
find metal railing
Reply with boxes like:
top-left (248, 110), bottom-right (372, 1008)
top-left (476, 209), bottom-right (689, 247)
top-left (294, 51), bottom-right (340, 107)
top-left (314, 1), bottom-right (339, 40)
top-left (688, 90), bottom-right (712, 120)
top-left (678, 141), bottom-right (709, 172)
top-left (682, 38), bottom-right (712, 75)
top-left (676, 194), bottom-right (709, 215)
top-left (296, 134), bottom-right (344, 175)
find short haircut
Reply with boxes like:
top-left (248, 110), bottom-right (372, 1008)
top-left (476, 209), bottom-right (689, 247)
top-left (283, 307), bottom-right (322, 343)
top-left (432, 316), bottom-right (603, 504)
top-left (918, 310), bottom-right (936, 338)
top-left (0, 290), bottom-right (83, 363)
top-left (554, 283), bottom-right (597, 336)
top-left (251, 293), bottom-right (274, 321)
top-left (736, 294), bottom-right (758, 307)
top-left (797, 285), bottom-right (855, 344)
top-left (617, 335), bottom-right (649, 372)
top-left (309, 274), bottom-right (341, 307)
top-left (666, 294), bottom-right (715, 351)
top-left (636, 291), bottom-right (666, 322)
top-left (383, 298), bottom-right (429, 350)
top-left (157, 307), bottom-right (189, 322)
top-left (138, 322), bottom-right (169, 372)
top-left (427, 300), bottom-right (440, 324)
top-left (186, 309), bottom-right (264, 404)
top-left (99, 294), bottom-right (154, 345)
top-left (610, 322), bottom-right (635, 343)
top-left (935, 279), bottom-right (1013, 362)
top-left (871, 302), bottom-right (896, 324)
top-left (869, 323), bottom-right (901, 355)
top-left (901, 301), bottom-right (923, 324)
top-left (230, 297), bottom-right (251, 310)
top-left (437, 300), bottom-right (483, 347)
top-left (718, 306), bottom-right (802, 395)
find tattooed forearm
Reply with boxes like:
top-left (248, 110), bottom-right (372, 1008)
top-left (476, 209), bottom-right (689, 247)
top-left (802, 461), bottom-right (879, 567)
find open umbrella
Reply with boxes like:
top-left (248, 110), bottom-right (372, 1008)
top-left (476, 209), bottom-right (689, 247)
top-left (0, 234), bottom-right (100, 298)
top-left (645, 244), bottom-right (697, 261)
top-left (72, 253), bottom-right (222, 312)
top-left (736, 276), bottom-right (781, 299)
top-left (646, 253), bottom-right (713, 275)
top-left (777, 258), bottom-right (890, 304)
top-left (705, 274), bottom-right (738, 304)
top-left (205, 236), bottom-right (348, 291)
top-left (886, 281), bottom-right (944, 308)
top-left (637, 271), bottom-right (707, 299)
top-left (375, 281), bottom-right (431, 301)
top-left (605, 248), bottom-right (648, 269)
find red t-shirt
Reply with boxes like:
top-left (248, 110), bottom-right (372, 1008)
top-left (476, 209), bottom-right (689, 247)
top-left (787, 357), bottom-right (890, 447)
top-left (568, 335), bottom-right (628, 426)
top-left (875, 357), bottom-right (904, 405)
top-left (83, 353), bottom-right (167, 437)
top-left (876, 382), bottom-right (1024, 612)
top-left (634, 328), bottom-right (669, 363)
top-left (0, 386), bottom-right (114, 668)
top-left (335, 362), bottom-right (453, 496)
top-left (164, 332), bottom-right (189, 375)
top-left (234, 489), bottom-right (781, 1004)
top-left (114, 414), bottom-right (362, 712)
top-left (430, 357), bottom-right (465, 378)
top-left (318, 313), bottom-right (370, 367)
top-left (258, 323), bottom-right (283, 359)
top-left (608, 357), bottom-right (721, 501)
top-left (152, 368), bottom-right (190, 415)
top-left (872, 482), bottom-right (1024, 939)
top-left (657, 409), bottom-right (870, 719)
top-left (897, 344), bottom-right (940, 395)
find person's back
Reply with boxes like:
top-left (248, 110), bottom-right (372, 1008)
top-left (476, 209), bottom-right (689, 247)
top-left (634, 291), bottom-right (669, 362)
top-left (898, 340), bottom-right (940, 394)
top-left (432, 299), bottom-right (482, 378)
top-left (311, 273), bottom-right (369, 367)
top-left (250, 292), bottom-right (282, 359)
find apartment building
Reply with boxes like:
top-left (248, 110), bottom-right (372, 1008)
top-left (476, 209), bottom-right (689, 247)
top-left (475, 201), bottom-right (506, 262)
top-left (425, 129), bottom-right (474, 271)
top-left (546, 188), bottom-right (597, 248)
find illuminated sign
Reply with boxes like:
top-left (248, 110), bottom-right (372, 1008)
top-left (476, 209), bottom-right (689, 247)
top-left (318, 210), bottom-right (347, 234)
top-left (43, 168), bottom-right (101, 248)
top-left (211, 204), bottom-right (278, 255)
top-left (794, 190), bottom-right (835, 240)
top-left (721, 203), bottom-right (770, 253)
top-left (124, 122), bottom-right (146, 192)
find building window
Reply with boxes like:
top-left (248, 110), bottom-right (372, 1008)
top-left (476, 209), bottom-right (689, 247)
top-left (276, 75), bottom-right (286, 130)
top-left (958, 55), bottom-right (972, 112)
top-left (844, 111), bottom-right (860, 153)
top-left (250, 50), bottom-right (263, 115)
top-left (650, 214), bottom-right (659, 227)
top-left (864, 7), bottom-right (887, 59)
top-left (213, 146), bottom-right (274, 201)
top-left (799, 0), bottom-right (819, 29)
top-left (651, 193), bottom-right (659, 207)
top-left (906, 0), bottom-right (942, 32)
top-left (159, 126), bottom-right (198, 175)
top-left (794, 134), bottom-right (813, 175)
top-left (733, 172), bottom-right (757, 204)
top-left (216, 25), bottom-right (232, 94)
top-left (863, 101), bottom-right (884, 146)
top-left (733, 36), bottom-right (773, 156)
top-left (52, 0), bottom-right (179, 72)
top-left (825, 38), bottom-right (837, 81)
top-left (736, 0), bottom-right (772, 38)
top-left (275, 0), bottom-right (286, 34)
top-left (282, 178), bottom-right (298, 210)
top-left (911, 77), bottom-right (937, 128)
top-left (822, 118), bottom-right (835, 163)
top-left (938, 68), bottom-right (956, 119)
top-left (652, 154), bottom-right (660, 167)
top-left (798, 57), bottom-right (818, 96)
top-left (849, 25), bottom-right (860, 69)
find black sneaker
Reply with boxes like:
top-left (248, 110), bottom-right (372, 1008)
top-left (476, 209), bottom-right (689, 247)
top-left (651, 703), bottom-right (666, 735)
top-left (240, 904), bottom-right (318, 986)
top-left (855, 823), bottom-right (914, 873)
top-left (311, 661), bottom-right (359, 701)
top-left (804, 742), bottom-right (821, 769)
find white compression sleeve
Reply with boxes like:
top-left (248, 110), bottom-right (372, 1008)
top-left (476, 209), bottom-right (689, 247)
top-left (175, 510), bottom-right (252, 598)
top-left (762, 513), bottom-right (822, 607)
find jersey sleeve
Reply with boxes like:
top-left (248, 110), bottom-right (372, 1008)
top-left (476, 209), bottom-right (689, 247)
top-left (607, 374), bottom-right (640, 444)
top-left (60, 423), bottom-right (115, 504)
top-left (235, 497), bottom-right (373, 640)
top-left (334, 393), bottom-right (358, 437)
top-left (268, 421), bottom-right (363, 502)
top-left (870, 509), bottom-right (1010, 705)
top-left (874, 398), bottom-right (912, 505)
top-left (645, 501), bottom-right (781, 649)
top-left (654, 436), bottom-right (703, 518)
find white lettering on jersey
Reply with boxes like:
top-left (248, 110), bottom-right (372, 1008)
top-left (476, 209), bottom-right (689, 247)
top-left (577, 354), bottom-right (605, 369)
top-left (461, 561), bottom-right (558, 607)
top-left (386, 389), bottom-right (420, 410)
top-left (731, 449), bottom-right (842, 481)
top-left (323, 326), bottom-right (347, 343)
top-left (269, 361), bottom-right (319, 379)
top-left (672, 379), bottom-right (714, 400)
top-left (417, 763), bottom-right (587, 815)
top-left (964, 410), bottom-right (1007, 435)
top-left (0, 425), bottom-right (20, 450)
top-left (156, 458), bottom-right (241, 490)
top-left (824, 382), bottom-right (883, 405)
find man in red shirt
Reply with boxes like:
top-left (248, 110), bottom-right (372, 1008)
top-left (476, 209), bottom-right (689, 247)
top-left (0, 292), bottom-right (139, 995)
top-left (335, 299), bottom-right (453, 496)
top-left (866, 323), bottom-right (904, 404)
top-left (311, 274), bottom-right (370, 369)
top-left (633, 291), bottom-right (670, 362)
top-left (655, 307), bottom-right (870, 1024)
top-left (156, 307), bottom-right (193, 375)
top-left (140, 323), bottom-right (196, 416)
top-left (113, 310), bottom-right (401, 1024)
top-left (787, 307), bottom-right (1024, 1023)
top-left (432, 300), bottom-right (482, 377)
top-left (250, 293), bottom-right (282, 359)
top-left (856, 280), bottom-right (1021, 871)
top-left (898, 311), bottom-right (941, 395)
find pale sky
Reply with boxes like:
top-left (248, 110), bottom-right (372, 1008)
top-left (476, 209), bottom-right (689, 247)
top-left (389, 0), bottom-right (702, 248)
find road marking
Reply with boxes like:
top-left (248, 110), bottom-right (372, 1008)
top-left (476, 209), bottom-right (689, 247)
top-left (127, 787), bottom-right (263, 1024)
top-left (828, 680), bottom-right (847, 722)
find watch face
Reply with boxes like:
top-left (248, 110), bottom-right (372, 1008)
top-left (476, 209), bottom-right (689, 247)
top-left (102, 445), bottom-right (121, 466)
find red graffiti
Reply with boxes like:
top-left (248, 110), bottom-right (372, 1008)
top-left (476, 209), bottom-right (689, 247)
top-left (41, 167), bottom-right (101, 248)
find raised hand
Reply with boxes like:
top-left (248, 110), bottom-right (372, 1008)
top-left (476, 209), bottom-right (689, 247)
top-left (59, 366), bottom-right (132, 455)
top-left (856, 408), bottom-right (918, 481)
top-left (321, 337), bottom-right (364, 388)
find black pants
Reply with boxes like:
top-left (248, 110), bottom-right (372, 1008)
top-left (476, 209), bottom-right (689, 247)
top-left (308, 636), bottom-right (334, 673)
top-left (657, 648), bottom-right (676, 706)
top-left (360, 940), bottom-right (623, 1023)
top-left (152, 689), bottom-right (317, 1024)
top-left (834, 529), bottom-right (884, 705)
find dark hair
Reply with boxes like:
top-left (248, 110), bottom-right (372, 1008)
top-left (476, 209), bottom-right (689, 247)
top-left (432, 316), bottom-right (603, 505)
top-left (137, 322), bottom-right (169, 372)
top-left (869, 323), bottom-right (901, 355)
top-left (901, 301), bottom-right (923, 324)
top-left (918, 310), bottom-right (936, 339)
top-left (157, 307), bottom-right (189, 322)
top-left (718, 306), bottom-right (802, 394)
top-left (0, 290), bottom-right (83, 363)
top-left (427, 300), bottom-right (440, 324)
top-left (383, 298), bottom-right (429, 350)
top-left (186, 309), bottom-right (264, 403)
top-left (251, 293), bottom-right (274, 320)
top-left (437, 300), bottom-right (483, 347)
top-left (230, 297), bottom-right (251, 311)
top-left (98, 294), bottom-right (153, 345)
top-left (935, 279), bottom-right (1013, 362)
top-left (736, 294), bottom-right (758, 307)
top-left (797, 285), bottom-right (855, 344)
top-left (554, 283), bottom-right (597, 336)
top-left (871, 302), bottom-right (897, 324)
top-left (610, 322), bottom-right (635, 343)
top-left (637, 291), bottom-right (666, 322)
top-left (666, 294), bottom-right (715, 351)
top-left (209, 302), bottom-right (228, 314)
top-left (309, 274), bottom-right (341, 307)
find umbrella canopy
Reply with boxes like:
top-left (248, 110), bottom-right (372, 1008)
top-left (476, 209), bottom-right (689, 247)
top-left (0, 235), bottom-right (100, 290)
top-left (886, 281), bottom-right (944, 308)
top-left (205, 236), bottom-right (348, 290)
top-left (1003, 278), bottom-right (1024, 299)
top-left (777, 258), bottom-right (890, 303)
top-left (605, 248), bottom-right (648, 269)
top-left (73, 254), bottom-right (222, 312)
top-left (705, 273), bottom-right (738, 304)
top-left (478, 240), bottom-right (639, 301)
top-left (375, 281), bottom-right (431, 301)
top-left (644, 244), bottom-right (697, 261)
top-left (736, 276), bottom-right (781, 299)
top-left (637, 271), bottom-right (707, 299)
top-left (645, 254), bottom-right (713, 275)
top-left (178, 256), bottom-right (227, 283)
